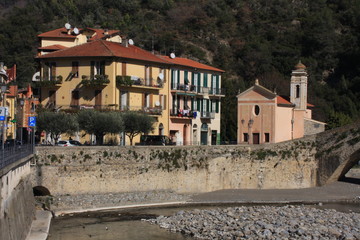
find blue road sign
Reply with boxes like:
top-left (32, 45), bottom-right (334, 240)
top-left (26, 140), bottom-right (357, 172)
top-left (28, 116), bottom-right (36, 127)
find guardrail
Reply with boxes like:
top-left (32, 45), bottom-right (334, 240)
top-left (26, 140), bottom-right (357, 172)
top-left (0, 143), bottom-right (34, 170)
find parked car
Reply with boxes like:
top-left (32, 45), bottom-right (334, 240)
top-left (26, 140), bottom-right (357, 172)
top-left (137, 135), bottom-right (175, 146)
top-left (57, 140), bottom-right (82, 147)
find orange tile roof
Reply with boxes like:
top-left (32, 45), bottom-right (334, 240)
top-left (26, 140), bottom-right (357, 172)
top-left (277, 96), bottom-right (293, 105)
top-left (38, 44), bottom-right (67, 50)
top-left (159, 55), bottom-right (224, 72)
top-left (38, 27), bottom-right (78, 38)
top-left (84, 28), bottom-right (120, 41)
top-left (37, 40), bottom-right (170, 64)
top-left (38, 27), bottom-right (120, 41)
top-left (277, 96), bottom-right (315, 107)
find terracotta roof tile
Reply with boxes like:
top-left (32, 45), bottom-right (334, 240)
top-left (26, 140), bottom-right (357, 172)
top-left (38, 27), bottom-right (78, 38)
top-left (38, 44), bottom-right (67, 50)
top-left (37, 40), bottom-right (169, 64)
top-left (38, 27), bottom-right (121, 41)
top-left (159, 55), bottom-right (224, 72)
top-left (277, 96), bottom-right (293, 105)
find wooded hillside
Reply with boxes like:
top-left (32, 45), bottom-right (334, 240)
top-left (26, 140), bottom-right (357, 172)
top-left (0, 0), bottom-right (359, 141)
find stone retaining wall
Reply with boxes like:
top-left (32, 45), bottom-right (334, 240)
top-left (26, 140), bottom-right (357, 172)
top-left (33, 137), bottom-right (318, 198)
top-left (0, 161), bottom-right (35, 240)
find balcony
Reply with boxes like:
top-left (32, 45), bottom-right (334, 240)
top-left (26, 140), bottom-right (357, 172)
top-left (119, 105), bottom-right (163, 115)
top-left (209, 87), bottom-right (225, 96)
top-left (170, 108), bottom-right (196, 118)
top-left (42, 104), bottom-right (118, 112)
top-left (81, 75), bottom-right (110, 87)
top-left (116, 75), bottom-right (163, 89)
top-left (200, 111), bottom-right (216, 119)
top-left (34, 76), bottom-right (62, 88)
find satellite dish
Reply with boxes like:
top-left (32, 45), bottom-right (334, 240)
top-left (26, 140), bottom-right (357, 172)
top-left (73, 27), bottom-right (79, 35)
top-left (158, 73), bottom-right (164, 80)
top-left (65, 23), bottom-right (71, 30)
top-left (170, 52), bottom-right (176, 59)
top-left (155, 101), bottom-right (160, 107)
top-left (32, 72), bottom-right (40, 81)
top-left (128, 39), bottom-right (134, 45)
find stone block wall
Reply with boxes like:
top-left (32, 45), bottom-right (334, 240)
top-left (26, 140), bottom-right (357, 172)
top-left (33, 138), bottom-right (318, 199)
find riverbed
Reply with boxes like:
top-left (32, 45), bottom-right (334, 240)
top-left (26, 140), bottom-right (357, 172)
top-left (47, 202), bottom-right (360, 240)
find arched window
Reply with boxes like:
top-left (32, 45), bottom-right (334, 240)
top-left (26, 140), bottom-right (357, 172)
top-left (296, 85), bottom-right (300, 98)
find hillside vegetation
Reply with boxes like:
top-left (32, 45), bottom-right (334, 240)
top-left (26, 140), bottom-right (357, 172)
top-left (0, 0), bottom-right (359, 141)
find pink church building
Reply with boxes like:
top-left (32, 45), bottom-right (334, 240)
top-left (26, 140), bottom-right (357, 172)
top-left (237, 62), bottom-right (325, 144)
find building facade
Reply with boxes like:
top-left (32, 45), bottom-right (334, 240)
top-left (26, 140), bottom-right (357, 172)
top-left (35, 27), bottom-right (224, 145)
top-left (159, 56), bottom-right (224, 145)
top-left (237, 62), bottom-right (325, 144)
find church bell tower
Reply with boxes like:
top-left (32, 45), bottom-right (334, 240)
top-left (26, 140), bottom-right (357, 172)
top-left (290, 61), bottom-right (308, 110)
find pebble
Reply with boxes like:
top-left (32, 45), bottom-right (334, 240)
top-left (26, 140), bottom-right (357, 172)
top-left (146, 205), bottom-right (360, 239)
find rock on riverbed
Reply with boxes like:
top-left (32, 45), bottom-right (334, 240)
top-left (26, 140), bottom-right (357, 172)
top-left (146, 205), bottom-right (360, 239)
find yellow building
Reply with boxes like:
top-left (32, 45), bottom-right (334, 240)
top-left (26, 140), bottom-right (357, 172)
top-left (36, 28), bottom-right (171, 145)
top-left (36, 27), bottom-right (224, 145)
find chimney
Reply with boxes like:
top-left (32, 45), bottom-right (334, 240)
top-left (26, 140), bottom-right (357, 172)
top-left (122, 38), bottom-right (128, 47)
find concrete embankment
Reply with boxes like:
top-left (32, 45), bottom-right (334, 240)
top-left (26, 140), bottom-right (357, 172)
top-left (0, 160), bottom-right (35, 240)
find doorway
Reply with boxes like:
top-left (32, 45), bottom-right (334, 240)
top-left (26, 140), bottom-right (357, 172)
top-left (200, 123), bottom-right (208, 145)
top-left (211, 130), bottom-right (217, 145)
top-left (253, 133), bottom-right (260, 144)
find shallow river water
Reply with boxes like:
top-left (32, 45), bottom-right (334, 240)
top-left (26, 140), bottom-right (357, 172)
top-left (48, 202), bottom-right (360, 240)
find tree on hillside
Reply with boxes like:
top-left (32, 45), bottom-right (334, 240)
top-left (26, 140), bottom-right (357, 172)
top-left (77, 110), bottom-right (123, 145)
top-left (37, 111), bottom-right (78, 144)
top-left (122, 111), bottom-right (155, 145)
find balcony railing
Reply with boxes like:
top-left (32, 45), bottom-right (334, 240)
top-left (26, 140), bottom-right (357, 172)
top-left (81, 75), bottom-right (110, 87)
top-left (170, 108), bottom-right (196, 118)
top-left (209, 88), bottom-right (225, 95)
top-left (116, 76), bottom-right (163, 88)
top-left (34, 76), bottom-right (63, 87)
top-left (200, 111), bottom-right (216, 119)
top-left (120, 105), bottom-right (163, 115)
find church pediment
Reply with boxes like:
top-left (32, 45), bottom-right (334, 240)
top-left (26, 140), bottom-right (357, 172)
top-left (237, 84), bottom-right (276, 101)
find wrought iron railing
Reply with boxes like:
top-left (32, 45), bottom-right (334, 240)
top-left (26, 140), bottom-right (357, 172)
top-left (0, 143), bottom-right (34, 170)
top-left (209, 87), bottom-right (225, 95)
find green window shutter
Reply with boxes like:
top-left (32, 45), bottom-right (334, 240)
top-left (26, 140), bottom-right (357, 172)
top-left (198, 73), bottom-right (201, 89)
top-left (216, 100), bottom-right (219, 113)
top-left (210, 99), bottom-right (213, 112)
top-left (216, 75), bottom-right (219, 89)
top-left (206, 99), bottom-right (210, 112)
top-left (177, 70), bottom-right (180, 87)
top-left (197, 99), bottom-right (201, 111)
top-left (191, 72), bottom-right (194, 85)
top-left (204, 73), bottom-right (208, 87)
top-left (184, 71), bottom-right (188, 84)
top-left (171, 70), bottom-right (174, 89)
top-left (191, 98), bottom-right (194, 110)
